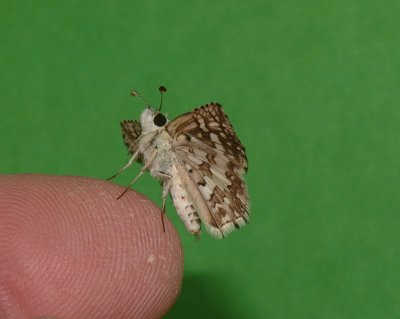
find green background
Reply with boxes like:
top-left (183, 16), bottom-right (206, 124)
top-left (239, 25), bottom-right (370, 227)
top-left (1, 1), bottom-right (399, 318)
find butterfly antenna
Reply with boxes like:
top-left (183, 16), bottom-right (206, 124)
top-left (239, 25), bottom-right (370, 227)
top-left (158, 85), bottom-right (167, 112)
top-left (131, 89), bottom-right (151, 106)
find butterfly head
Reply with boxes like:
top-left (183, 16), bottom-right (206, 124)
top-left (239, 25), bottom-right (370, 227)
top-left (132, 85), bottom-right (168, 133)
top-left (140, 107), bottom-right (168, 132)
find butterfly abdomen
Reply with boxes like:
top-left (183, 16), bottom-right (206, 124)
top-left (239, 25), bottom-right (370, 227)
top-left (170, 169), bottom-right (201, 236)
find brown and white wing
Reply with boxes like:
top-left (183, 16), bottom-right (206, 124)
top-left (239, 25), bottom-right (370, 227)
top-left (167, 103), bottom-right (249, 238)
top-left (121, 120), bottom-right (142, 155)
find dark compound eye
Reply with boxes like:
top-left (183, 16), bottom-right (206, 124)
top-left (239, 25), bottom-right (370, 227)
top-left (153, 113), bottom-right (167, 127)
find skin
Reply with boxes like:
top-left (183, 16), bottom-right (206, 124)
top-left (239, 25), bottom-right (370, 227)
top-left (0, 175), bottom-right (183, 319)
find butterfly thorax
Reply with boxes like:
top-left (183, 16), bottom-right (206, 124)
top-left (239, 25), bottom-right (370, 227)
top-left (137, 108), bottom-right (175, 182)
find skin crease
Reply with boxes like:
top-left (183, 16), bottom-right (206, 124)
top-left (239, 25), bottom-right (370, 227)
top-left (0, 175), bottom-right (184, 319)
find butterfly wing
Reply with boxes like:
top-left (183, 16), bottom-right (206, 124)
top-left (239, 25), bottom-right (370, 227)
top-left (167, 103), bottom-right (249, 238)
top-left (121, 120), bottom-right (142, 156)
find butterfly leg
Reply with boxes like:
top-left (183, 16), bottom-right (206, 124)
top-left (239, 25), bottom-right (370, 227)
top-left (107, 149), bottom-right (140, 181)
top-left (117, 150), bottom-right (157, 199)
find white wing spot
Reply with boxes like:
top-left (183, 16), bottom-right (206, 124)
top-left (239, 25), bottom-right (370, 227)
top-left (210, 166), bottom-right (231, 187)
top-left (198, 117), bottom-right (206, 129)
top-left (210, 133), bottom-right (220, 143)
top-left (194, 148), bottom-right (207, 158)
top-left (199, 182), bottom-right (214, 200)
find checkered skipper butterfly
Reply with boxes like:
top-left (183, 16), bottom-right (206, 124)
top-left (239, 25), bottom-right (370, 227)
top-left (109, 86), bottom-right (249, 238)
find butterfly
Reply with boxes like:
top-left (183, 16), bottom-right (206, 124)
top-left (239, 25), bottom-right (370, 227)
top-left (109, 86), bottom-right (249, 238)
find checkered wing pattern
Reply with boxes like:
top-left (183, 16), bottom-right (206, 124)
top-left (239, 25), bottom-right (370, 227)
top-left (167, 103), bottom-right (249, 238)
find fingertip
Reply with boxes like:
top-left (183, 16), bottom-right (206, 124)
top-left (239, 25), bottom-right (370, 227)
top-left (0, 174), bottom-right (183, 319)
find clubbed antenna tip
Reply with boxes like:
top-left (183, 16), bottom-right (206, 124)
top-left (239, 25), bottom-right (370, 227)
top-left (159, 85), bottom-right (167, 111)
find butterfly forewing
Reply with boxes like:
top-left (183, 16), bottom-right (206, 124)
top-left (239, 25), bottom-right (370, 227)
top-left (167, 103), bottom-right (249, 237)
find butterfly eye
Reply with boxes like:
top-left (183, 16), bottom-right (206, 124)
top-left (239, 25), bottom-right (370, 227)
top-left (153, 113), bottom-right (167, 127)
